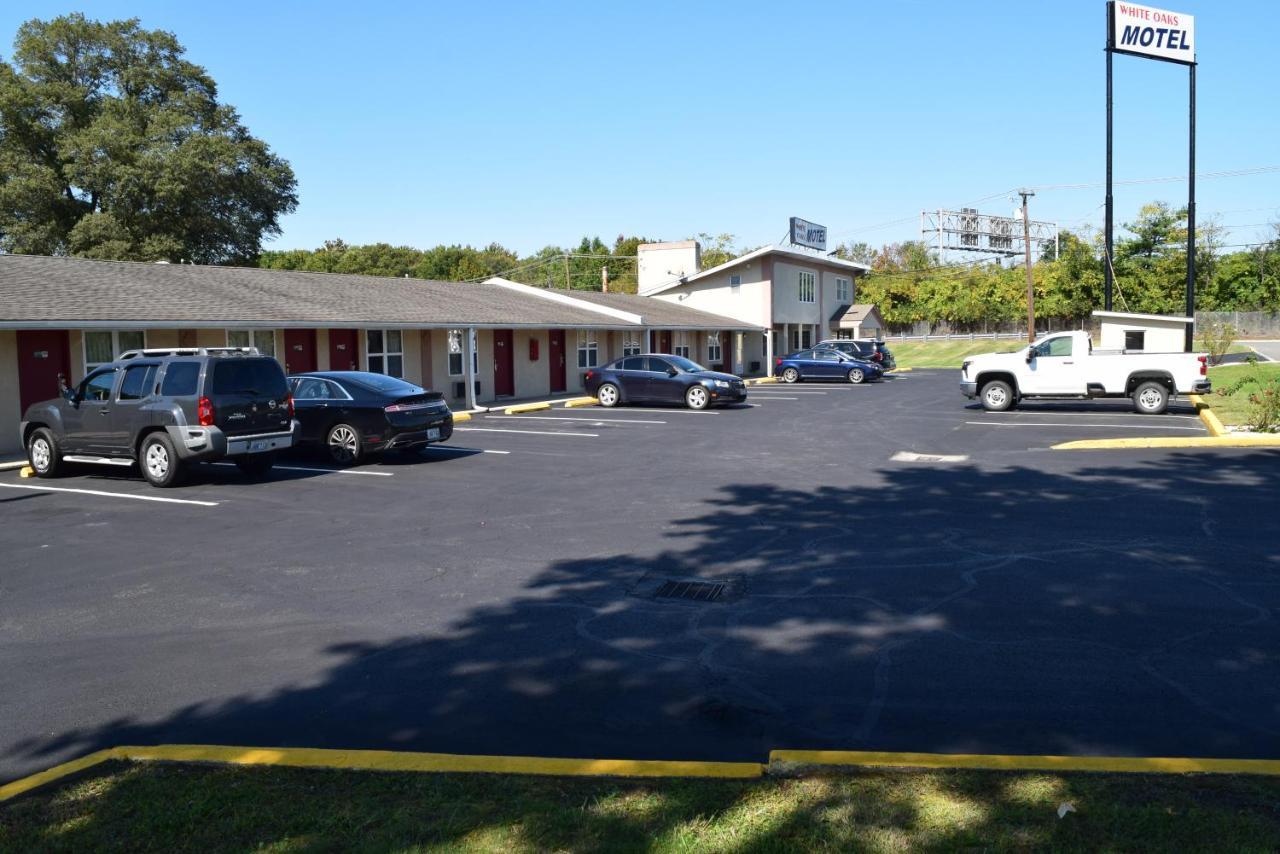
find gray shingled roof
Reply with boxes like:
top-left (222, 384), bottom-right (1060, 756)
top-left (0, 254), bottom-right (632, 328)
top-left (560, 290), bottom-right (760, 330)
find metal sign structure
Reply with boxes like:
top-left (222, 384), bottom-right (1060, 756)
top-left (788, 217), bottom-right (827, 252)
top-left (920, 208), bottom-right (1059, 258)
top-left (1105, 1), bottom-right (1197, 350)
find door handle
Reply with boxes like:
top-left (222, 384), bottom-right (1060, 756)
top-left (1063, 360), bottom-right (1074, 365)
top-left (99, 408), bottom-right (111, 415)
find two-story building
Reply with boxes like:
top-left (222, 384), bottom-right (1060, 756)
top-left (636, 240), bottom-right (871, 374)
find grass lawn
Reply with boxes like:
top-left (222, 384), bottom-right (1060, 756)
top-left (1207, 361), bottom-right (1280, 428)
top-left (4, 761), bottom-right (1280, 852)
top-left (890, 339), bottom-right (1026, 369)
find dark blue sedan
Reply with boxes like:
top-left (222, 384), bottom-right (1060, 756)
top-left (584, 354), bottom-right (747, 410)
top-left (775, 349), bottom-right (883, 384)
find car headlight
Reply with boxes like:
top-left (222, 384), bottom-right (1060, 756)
top-left (710, 379), bottom-right (731, 388)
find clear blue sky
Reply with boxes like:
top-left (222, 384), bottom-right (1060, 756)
top-left (3, 1), bottom-right (1277, 256)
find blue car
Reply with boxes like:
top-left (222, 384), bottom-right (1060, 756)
top-left (584, 354), bottom-right (747, 410)
top-left (775, 349), bottom-right (883, 384)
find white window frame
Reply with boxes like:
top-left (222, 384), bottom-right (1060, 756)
top-left (84, 330), bottom-right (147, 374)
top-left (798, 270), bottom-right (816, 304)
top-left (447, 329), bottom-right (464, 377)
top-left (577, 330), bottom-right (598, 369)
top-left (835, 276), bottom-right (851, 303)
top-left (729, 274), bottom-right (742, 290)
top-left (707, 333), bottom-right (722, 364)
top-left (623, 337), bottom-right (641, 357)
top-left (365, 328), bottom-right (404, 378)
top-left (226, 329), bottom-right (276, 359)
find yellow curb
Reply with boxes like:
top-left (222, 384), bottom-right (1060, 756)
top-left (0, 745), bottom-right (763, 801)
top-left (1188, 394), bottom-right (1226, 437)
top-left (889, 368), bottom-right (913, 373)
top-left (19, 466), bottom-right (35, 478)
top-left (768, 749), bottom-right (1280, 776)
top-left (1053, 435), bottom-right (1280, 450)
top-left (451, 412), bottom-right (472, 423)
top-left (747, 377), bottom-right (779, 385)
top-left (504, 402), bottom-right (551, 415)
top-left (563, 397), bottom-right (599, 408)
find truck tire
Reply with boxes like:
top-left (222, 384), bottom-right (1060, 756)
top-left (27, 427), bottom-right (64, 478)
top-left (980, 380), bottom-right (1015, 412)
top-left (140, 432), bottom-right (185, 488)
top-left (1132, 381), bottom-right (1169, 415)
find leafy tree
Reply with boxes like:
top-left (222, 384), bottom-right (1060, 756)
top-left (0, 14), bottom-right (297, 263)
top-left (695, 232), bottom-right (739, 270)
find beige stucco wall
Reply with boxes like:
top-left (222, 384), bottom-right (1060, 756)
top-left (0, 331), bottom-right (20, 455)
top-left (316, 329), bottom-right (331, 371)
top-left (652, 268), bottom-right (771, 327)
top-left (514, 329), bottom-right (550, 400)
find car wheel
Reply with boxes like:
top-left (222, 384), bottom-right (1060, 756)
top-left (686, 385), bottom-right (710, 410)
top-left (326, 423), bottom-right (363, 466)
top-left (980, 380), bottom-right (1015, 412)
top-left (847, 367), bottom-right (866, 384)
top-left (140, 432), bottom-right (184, 488)
top-left (235, 452), bottom-right (276, 479)
top-left (597, 383), bottom-right (621, 408)
top-left (1132, 381), bottom-right (1169, 415)
top-left (27, 427), bottom-right (63, 478)
top-left (781, 367), bottom-right (799, 384)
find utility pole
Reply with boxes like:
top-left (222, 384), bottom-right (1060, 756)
top-left (601, 265), bottom-right (609, 293)
top-left (563, 254), bottom-right (571, 290)
top-left (1019, 189), bottom-right (1036, 343)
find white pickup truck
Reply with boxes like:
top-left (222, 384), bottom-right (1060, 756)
top-left (960, 330), bottom-right (1211, 414)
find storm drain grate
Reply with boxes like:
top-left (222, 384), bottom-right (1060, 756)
top-left (654, 580), bottom-right (727, 602)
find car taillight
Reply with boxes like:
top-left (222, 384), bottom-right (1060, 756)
top-left (872, 352), bottom-right (883, 361)
top-left (585, 370), bottom-right (594, 381)
top-left (197, 396), bottom-right (214, 426)
top-left (286, 393), bottom-right (294, 418)
top-left (1198, 355), bottom-right (1207, 376)
top-left (775, 358), bottom-right (782, 367)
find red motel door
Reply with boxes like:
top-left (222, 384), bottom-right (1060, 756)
top-left (494, 329), bottom-right (515, 396)
top-left (17, 330), bottom-right (72, 412)
top-left (328, 329), bottom-right (359, 371)
top-left (548, 329), bottom-right (566, 393)
top-left (284, 329), bottom-right (317, 374)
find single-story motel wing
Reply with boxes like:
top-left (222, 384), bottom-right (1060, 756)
top-left (0, 244), bottom-right (873, 457)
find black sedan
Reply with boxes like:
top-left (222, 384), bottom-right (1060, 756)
top-left (584, 354), bottom-right (747, 410)
top-left (287, 371), bottom-right (453, 464)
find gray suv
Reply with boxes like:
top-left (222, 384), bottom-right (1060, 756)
top-left (20, 347), bottom-right (296, 487)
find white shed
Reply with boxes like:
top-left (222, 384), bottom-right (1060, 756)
top-left (1093, 311), bottom-right (1192, 353)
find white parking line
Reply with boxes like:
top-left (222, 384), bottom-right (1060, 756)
top-left (964, 421), bottom-right (1204, 431)
top-left (424, 446), bottom-right (511, 455)
top-left (752, 390), bottom-right (828, 395)
top-left (496, 415), bottom-right (667, 424)
top-left (211, 462), bottom-right (394, 477)
top-left (455, 427), bottom-right (599, 438)
top-left (592, 408), bottom-right (720, 415)
top-left (974, 411), bottom-right (1201, 420)
top-left (750, 396), bottom-right (799, 401)
top-left (0, 482), bottom-right (219, 506)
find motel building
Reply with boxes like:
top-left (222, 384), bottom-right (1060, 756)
top-left (636, 240), bottom-right (871, 372)
top-left (0, 255), bottom-right (760, 457)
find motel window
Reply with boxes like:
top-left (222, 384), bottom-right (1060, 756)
top-left (623, 337), bottom-right (641, 357)
top-left (730, 274), bottom-right (742, 290)
top-left (366, 329), bottom-right (404, 377)
top-left (226, 329), bottom-right (276, 359)
top-left (577, 330), bottom-right (598, 369)
top-left (835, 277), bottom-right (851, 303)
top-left (84, 330), bottom-right (146, 373)
top-left (673, 334), bottom-right (690, 358)
top-left (446, 330), bottom-right (478, 376)
top-left (798, 271), bottom-right (816, 303)
top-left (707, 334), bottom-right (722, 364)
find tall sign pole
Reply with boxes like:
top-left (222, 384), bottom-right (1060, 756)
top-left (1104, 3), bottom-right (1114, 311)
top-left (1020, 190), bottom-right (1037, 342)
top-left (1104, 1), bottom-right (1197, 348)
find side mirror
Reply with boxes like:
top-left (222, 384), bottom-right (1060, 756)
top-left (1025, 351), bottom-right (1036, 364)
top-left (668, 367), bottom-right (679, 377)
top-left (62, 386), bottom-right (78, 403)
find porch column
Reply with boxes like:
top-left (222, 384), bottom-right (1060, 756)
top-left (464, 326), bottom-right (478, 411)
top-left (765, 329), bottom-right (775, 376)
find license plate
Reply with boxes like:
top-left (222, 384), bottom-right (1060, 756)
top-left (249, 441), bottom-right (267, 452)
top-left (427, 428), bottom-right (441, 440)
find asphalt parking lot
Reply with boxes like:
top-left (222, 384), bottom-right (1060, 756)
top-left (3, 369), bottom-right (1278, 783)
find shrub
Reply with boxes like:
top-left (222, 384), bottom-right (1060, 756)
top-left (1248, 381), bottom-right (1280, 432)
top-left (1200, 321), bottom-right (1237, 366)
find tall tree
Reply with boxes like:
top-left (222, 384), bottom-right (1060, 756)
top-left (0, 14), bottom-right (297, 263)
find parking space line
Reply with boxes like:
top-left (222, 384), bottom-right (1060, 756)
top-left (495, 415), bottom-right (668, 424)
top-left (455, 427), bottom-right (599, 438)
top-left (972, 411), bottom-right (1201, 420)
top-left (0, 482), bottom-right (219, 506)
top-left (963, 421), bottom-right (1204, 431)
top-left (750, 396), bottom-right (799, 401)
top-left (751, 390), bottom-right (828, 395)
top-left (211, 462), bottom-right (394, 477)
top-left (591, 408), bottom-right (720, 415)
top-left (423, 446), bottom-right (512, 455)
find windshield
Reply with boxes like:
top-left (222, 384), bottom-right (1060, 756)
top-left (667, 356), bottom-right (707, 373)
